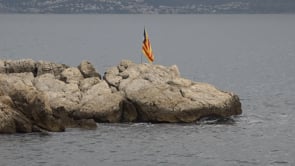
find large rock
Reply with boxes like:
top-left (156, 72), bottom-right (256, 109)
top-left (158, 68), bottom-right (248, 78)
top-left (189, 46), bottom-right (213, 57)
top-left (0, 60), bottom-right (5, 73)
top-left (1, 59), bottom-right (36, 74)
top-left (79, 77), bottom-right (101, 92)
top-left (60, 67), bottom-right (84, 84)
top-left (32, 73), bottom-right (90, 128)
top-left (75, 92), bottom-right (124, 122)
top-left (78, 60), bottom-right (101, 78)
top-left (127, 80), bottom-right (241, 122)
top-left (75, 77), bottom-right (138, 123)
top-left (35, 61), bottom-right (68, 78)
top-left (0, 59), bottom-right (242, 133)
top-left (0, 73), bottom-right (65, 132)
top-left (104, 60), bottom-right (242, 122)
top-left (0, 59), bottom-right (68, 78)
top-left (104, 60), bottom-right (180, 90)
top-left (33, 73), bottom-right (81, 114)
top-left (74, 80), bottom-right (131, 122)
top-left (0, 96), bottom-right (32, 133)
top-left (80, 80), bottom-right (112, 103)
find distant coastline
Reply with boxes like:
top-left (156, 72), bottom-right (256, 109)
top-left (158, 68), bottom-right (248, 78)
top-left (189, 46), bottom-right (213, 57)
top-left (1, 0), bottom-right (295, 14)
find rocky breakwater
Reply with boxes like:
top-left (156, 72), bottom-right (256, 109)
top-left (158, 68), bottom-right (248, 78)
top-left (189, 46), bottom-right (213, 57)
top-left (0, 59), bottom-right (242, 133)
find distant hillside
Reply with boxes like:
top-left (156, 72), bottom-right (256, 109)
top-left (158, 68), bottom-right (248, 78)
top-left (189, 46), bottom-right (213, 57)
top-left (0, 0), bottom-right (295, 14)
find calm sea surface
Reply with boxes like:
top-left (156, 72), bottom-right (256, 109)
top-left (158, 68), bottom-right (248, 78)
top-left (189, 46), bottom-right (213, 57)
top-left (1, 14), bottom-right (295, 166)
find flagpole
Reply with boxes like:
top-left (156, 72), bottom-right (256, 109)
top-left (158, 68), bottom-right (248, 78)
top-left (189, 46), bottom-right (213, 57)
top-left (141, 27), bottom-right (144, 64)
top-left (141, 53), bottom-right (142, 64)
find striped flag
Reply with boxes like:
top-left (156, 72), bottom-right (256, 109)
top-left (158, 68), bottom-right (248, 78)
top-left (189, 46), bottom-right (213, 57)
top-left (142, 28), bottom-right (154, 63)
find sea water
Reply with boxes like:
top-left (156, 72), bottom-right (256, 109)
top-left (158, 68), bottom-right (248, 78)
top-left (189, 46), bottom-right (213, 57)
top-left (0, 14), bottom-right (295, 166)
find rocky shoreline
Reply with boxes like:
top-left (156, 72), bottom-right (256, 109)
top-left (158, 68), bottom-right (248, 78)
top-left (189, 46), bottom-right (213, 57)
top-left (0, 59), bottom-right (242, 133)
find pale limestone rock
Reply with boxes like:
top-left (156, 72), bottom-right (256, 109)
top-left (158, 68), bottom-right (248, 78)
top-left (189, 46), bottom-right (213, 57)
top-left (79, 77), bottom-right (101, 92)
top-left (2, 59), bottom-right (36, 74)
top-left (0, 59), bottom-right (68, 78)
top-left (32, 73), bottom-right (97, 128)
top-left (76, 79), bottom-right (127, 122)
top-left (103, 66), bottom-right (121, 88)
top-left (75, 92), bottom-right (124, 122)
top-left (0, 60), bottom-right (5, 73)
top-left (78, 60), bottom-right (101, 78)
top-left (0, 73), bottom-right (65, 132)
top-left (81, 80), bottom-right (112, 104)
top-left (105, 60), bottom-right (242, 123)
top-left (126, 81), bottom-right (241, 122)
top-left (33, 73), bottom-right (81, 114)
top-left (60, 67), bottom-right (84, 84)
top-left (35, 60), bottom-right (68, 78)
top-left (0, 102), bottom-right (33, 133)
top-left (0, 59), bottom-right (242, 134)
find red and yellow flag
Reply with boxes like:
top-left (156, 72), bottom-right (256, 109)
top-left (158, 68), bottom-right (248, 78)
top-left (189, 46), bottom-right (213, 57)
top-left (142, 28), bottom-right (154, 63)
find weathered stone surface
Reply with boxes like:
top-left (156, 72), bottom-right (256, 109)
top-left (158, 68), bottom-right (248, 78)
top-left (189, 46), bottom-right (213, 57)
top-left (60, 67), bottom-right (84, 84)
top-left (0, 59), bottom-right (242, 133)
top-left (75, 92), bottom-right (124, 122)
top-left (35, 61), bottom-right (68, 78)
top-left (0, 59), bottom-right (68, 78)
top-left (1, 59), bottom-right (36, 74)
top-left (121, 99), bottom-right (138, 122)
top-left (103, 66), bottom-right (121, 89)
top-left (75, 79), bottom-right (124, 122)
top-left (104, 60), bottom-right (180, 91)
top-left (33, 73), bottom-right (81, 116)
top-left (0, 73), bottom-right (65, 132)
top-left (78, 60), bottom-right (101, 78)
top-left (79, 77), bottom-right (101, 92)
top-left (128, 82), bottom-right (241, 122)
top-left (105, 60), bottom-right (242, 123)
top-left (0, 60), bottom-right (5, 73)
top-left (80, 80), bottom-right (112, 103)
top-left (33, 73), bottom-right (98, 128)
top-left (0, 100), bottom-right (33, 133)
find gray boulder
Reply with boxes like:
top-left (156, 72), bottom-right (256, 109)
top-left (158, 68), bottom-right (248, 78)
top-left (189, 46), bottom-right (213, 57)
top-left (0, 59), bottom-right (242, 133)
top-left (104, 60), bottom-right (242, 122)
top-left (0, 59), bottom-right (36, 74)
top-left (33, 73), bottom-right (82, 114)
top-left (0, 73), bottom-right (65, 132)
top-left (79, 77), bottom-right (101, 92)
top-left (60, 67), bottom-right (84, 84)
top-left (0, 59), bottom-right (68, 78)
top-left (35, 60), bottom-right (68, 78)
top-left (32, 73), bottom-right (87, 127)
top-left (0, 60), bottom-right (5, 73)
top-left (78, 60), bottom-right (101, 78)
top-left (0, 96), bottom-right (33, 133)
top-left (74, 80), bottom-right (129, 122)
top-left (75, 92), bottom-right (124, 122)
